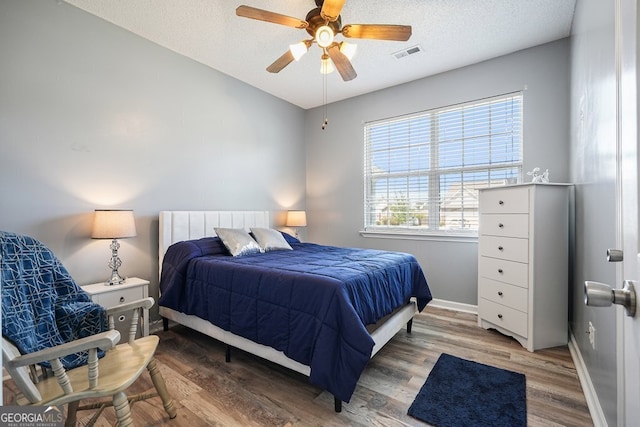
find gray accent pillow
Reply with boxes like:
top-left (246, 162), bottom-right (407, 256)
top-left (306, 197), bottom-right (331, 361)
top-left (214, 227), bottom-right (262, 257)
top-left (251, 227), bottom-right (293, 252)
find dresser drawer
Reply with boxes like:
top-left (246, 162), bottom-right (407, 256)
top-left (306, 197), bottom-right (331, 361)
top-left (94, 286), bottom-right (144, 308)
top-left (479, 235), bottom-right (528, 263)
top-left (480, 187), bottom-right (529, 213)
top-left (479, 213), bottom-right (529, 238)
top-left (479, 256), bottom-right (528, 288)
top-left (479, 187), bottom-right (529, 214)
top-left (479, 277), bottom-right (528, 312)
top-left (479, 298), bottom-right (528, 338)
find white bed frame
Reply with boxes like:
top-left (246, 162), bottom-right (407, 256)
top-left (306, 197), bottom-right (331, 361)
top-left (158, 210), bottom-right (417, 411)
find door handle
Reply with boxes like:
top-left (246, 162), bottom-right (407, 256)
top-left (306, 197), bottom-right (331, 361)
top-left (584, 280), bottom-right (637, 317)
top-left (606, 248), bottom-right (623, 262)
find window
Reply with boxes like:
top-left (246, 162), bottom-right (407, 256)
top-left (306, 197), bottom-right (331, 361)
top-left (364, 92), bottom-right (523, 235)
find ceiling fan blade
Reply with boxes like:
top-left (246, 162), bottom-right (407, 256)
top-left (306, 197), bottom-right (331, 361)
top-left (342, 24), bottom-right (412, 41)
top-left (327, 44), bottom-right (357, 81)
top-left (320, 0), bottom-right (346, 22)
top-left (236, 5), bottom-right (308, 29)
top-left (266, 50), bottom-right (295, 73)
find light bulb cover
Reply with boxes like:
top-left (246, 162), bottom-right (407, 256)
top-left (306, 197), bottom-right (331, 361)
top-left (340, 42), bottom-right (357, 60)
top-left (320, 54), bottom-right (334, 74)
top-left (315, 25), bottom-right (334, 48)
top-left (289, 41), bottom-right (309, 61)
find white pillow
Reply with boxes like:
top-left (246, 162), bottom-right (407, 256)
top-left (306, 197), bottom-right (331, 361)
top-left (214, 227), bottom-right (262, 257)
top-left (251, 227), bottom-right (293, 252)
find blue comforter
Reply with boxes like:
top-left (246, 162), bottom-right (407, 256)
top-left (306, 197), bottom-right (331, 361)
top-left (159, 237), bottom-right (431, 402)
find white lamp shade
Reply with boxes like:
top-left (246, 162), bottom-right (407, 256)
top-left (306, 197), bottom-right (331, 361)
top-left (286, 210), bottom-right (307, 227)
top-left (289, 41), bottom-right (309, 61)
top-left (320, 55), bottom-right (334, 74)
top-left (91, 210), bottom-right (137, 239)
top-left (340, 41), bottom-right (357, 60)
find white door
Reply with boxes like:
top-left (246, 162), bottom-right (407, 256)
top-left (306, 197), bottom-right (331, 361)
top-left (617, 0), bottom-right (639, 424)
top-left (586, 0), bottom-right (640, 424)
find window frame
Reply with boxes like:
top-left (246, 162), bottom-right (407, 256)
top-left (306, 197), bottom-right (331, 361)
top-left (363, 92), bottom-right (524, 238)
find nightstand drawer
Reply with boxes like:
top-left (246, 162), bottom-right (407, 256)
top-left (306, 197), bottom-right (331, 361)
top-left (479, 298), bottom-right (528, 338)
top-left (479, 277), bottom-right (528, 312)
top-left (478, 187), bottom-right (529, 214)
top-left (95, 286), bottom-right (144, 308)
top-left (479, 256), bottom-right (528, 288)
top-left (479, 213), bottom-right (529, 238)
top-left (479, 235), bottom-right (528, 263)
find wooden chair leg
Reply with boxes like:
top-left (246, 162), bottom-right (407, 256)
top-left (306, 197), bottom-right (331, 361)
top-left (65, 401), bottom-right (79, 427)
top-left (113, 391), bottom-right (134, 427)
top-left (147, 358), bottom-right (177, 419)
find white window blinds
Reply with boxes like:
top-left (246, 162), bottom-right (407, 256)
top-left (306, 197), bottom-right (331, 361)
top-left (364, 92), bottom-right (523, 234)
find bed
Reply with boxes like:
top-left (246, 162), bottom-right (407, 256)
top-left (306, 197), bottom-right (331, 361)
top-left (158, 211), bottom-right (432, 412)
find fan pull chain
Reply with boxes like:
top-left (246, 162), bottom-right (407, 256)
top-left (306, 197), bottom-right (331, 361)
top-left (322, 68), bottom-right (328, 130)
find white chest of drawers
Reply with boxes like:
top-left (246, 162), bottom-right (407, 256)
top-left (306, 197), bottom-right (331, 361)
top-left (477, 183), bottom-right (572, 351)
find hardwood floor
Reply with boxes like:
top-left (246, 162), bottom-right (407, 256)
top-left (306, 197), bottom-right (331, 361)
top-left (3, 306), bottom-right (593, 426)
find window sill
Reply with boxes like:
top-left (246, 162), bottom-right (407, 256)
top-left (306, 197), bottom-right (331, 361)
top-left (359, 229), bottom-right (478, 243)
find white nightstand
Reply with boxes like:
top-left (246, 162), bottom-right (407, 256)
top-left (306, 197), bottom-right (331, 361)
top-left (83, 277), bottom-right (150, 339)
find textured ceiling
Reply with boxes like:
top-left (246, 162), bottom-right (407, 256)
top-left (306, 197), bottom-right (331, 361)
top-left (64, 0), bottom-right (576, 109)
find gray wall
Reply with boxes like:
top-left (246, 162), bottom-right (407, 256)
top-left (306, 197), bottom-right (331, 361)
top-left (569, 0), bottom-right (618, 424)
top-left (304, 39), bottom-right (571, 305)
top-left (0, 0), bottom-right (306, 320)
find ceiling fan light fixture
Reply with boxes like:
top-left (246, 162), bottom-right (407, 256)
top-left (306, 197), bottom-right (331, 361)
top-left (320, 54), bottom-right (334, 74)
top-left (339, 41), bottom-right (357, 60)
top-left (289, 41), bottom-right (309, 61)
top-left (236, 2), bottom-right (411, 82)
top-left (315, 25), bottom-right (334, 48)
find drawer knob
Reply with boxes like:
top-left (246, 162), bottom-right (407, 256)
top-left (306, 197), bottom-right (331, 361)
top-left (498, 291), bottom-right (503, 296)
top-left (498, 223), bottom-right (504, 228)
top-left (118, 315), bottom-right (126, 322)
top-left (498, 314), bottom-right (503, 319)
top-left (498, 200), bottom-right (504, 205)
top-left (498, 246), bottom-right (504, 251)
top-left (119, 296), bottom-right (125, 303)
top-left (498, 268), bottom-right (504, 274)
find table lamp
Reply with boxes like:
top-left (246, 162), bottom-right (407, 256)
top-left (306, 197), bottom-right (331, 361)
top-left (285, 210), bottom-right (307, 238)
top-left (91, 209), bottom-right (137, 285)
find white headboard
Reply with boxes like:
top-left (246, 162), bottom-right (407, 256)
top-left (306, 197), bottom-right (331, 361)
top-left (159, 211), bottom-right (270, 277)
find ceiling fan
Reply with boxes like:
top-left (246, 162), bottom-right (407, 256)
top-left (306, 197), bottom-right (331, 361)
top-left (236, 0), bottom-right (412, 81)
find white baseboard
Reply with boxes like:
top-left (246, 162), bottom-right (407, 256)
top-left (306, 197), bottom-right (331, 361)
top-left (428, 298), bottom-right (478, 314)
top-left (568, 331), bottom-right (607, 427)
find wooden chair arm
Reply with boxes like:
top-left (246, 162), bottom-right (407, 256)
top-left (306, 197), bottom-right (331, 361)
top-left (105, 297), bottom-right (154, 317)
top-left (5, 330), bottom-right (120, 396)
top-left (5, 330), bottom-right (120, 369)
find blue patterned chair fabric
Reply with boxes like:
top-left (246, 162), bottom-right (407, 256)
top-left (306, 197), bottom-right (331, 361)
top-left (1, 231), bottom-right (107, 369)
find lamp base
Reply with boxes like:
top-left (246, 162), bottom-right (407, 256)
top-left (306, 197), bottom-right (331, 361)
top-left (104, 238), bottom-right (125, 285)
top-left (105, 269), bottom-right (126, 286)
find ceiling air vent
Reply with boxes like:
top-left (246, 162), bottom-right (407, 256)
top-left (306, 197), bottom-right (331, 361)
top-left (393, 45), bottom-right (423, 60)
